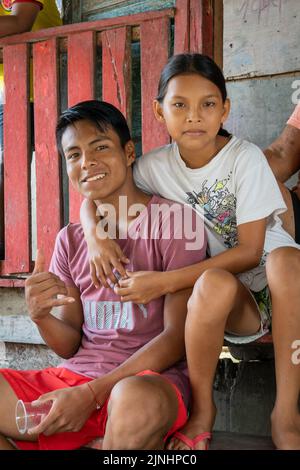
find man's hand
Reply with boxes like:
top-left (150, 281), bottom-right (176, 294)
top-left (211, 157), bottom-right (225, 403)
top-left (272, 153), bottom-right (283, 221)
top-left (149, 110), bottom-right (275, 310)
top-left (25, 249), bottom-right (75, 323)
top-left (27, 383), bottom-right (97, 436)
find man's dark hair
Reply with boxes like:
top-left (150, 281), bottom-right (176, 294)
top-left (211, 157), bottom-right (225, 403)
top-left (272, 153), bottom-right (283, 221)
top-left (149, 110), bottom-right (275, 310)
top-left (56, 100), bottom-right (131, 157)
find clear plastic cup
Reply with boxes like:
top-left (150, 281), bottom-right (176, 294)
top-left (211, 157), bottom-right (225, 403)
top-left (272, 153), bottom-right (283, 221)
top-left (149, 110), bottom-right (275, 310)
top-left (15, 399), bottom-right (52, 434)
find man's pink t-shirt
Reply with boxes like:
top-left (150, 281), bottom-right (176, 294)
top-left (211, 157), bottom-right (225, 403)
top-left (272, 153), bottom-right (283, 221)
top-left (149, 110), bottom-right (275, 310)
top-left (50, 195), bottom-right (206, 407)
top-left (287, 102), bottom-right (300, 129)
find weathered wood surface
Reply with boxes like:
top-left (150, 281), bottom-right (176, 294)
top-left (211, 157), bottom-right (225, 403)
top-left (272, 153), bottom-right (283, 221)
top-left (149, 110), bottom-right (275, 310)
top-left (0, 5), bottom-right (191, 274)
top-left (190, 0), bottom-right (213, 55)
top-left (82, 0), bottom-right (175, 21)
top-left (102, 27), bottom-right (131, 122)
top-left (223, 0), bottom-right (300, 78)
top-left (33, 39), bottom-right (62, 269)
top-left (140, 17), bottom-right (170, 153)
top-left (68, 31), bottom-right (95, 222)
top-left (174, 0), bottom-right (189, 54)
top-left (1, 44), bottom-right (30, 275)
top-left (0, 278), bottom-right (26, 288)
top-left (0, 8), bottom-right (175, 46)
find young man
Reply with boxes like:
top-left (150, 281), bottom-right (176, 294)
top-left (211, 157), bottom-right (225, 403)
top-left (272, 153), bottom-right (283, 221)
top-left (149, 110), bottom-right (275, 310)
top-left (0, 100), bottom-right (206, 450)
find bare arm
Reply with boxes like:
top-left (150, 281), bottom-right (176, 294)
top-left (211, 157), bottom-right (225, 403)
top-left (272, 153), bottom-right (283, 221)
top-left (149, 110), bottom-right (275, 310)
top-left (264, 125), bottom-right (300, 183)
top-left (114, 218), bottom-right (267, 305)
top-left (25, 251), bottom-right (83, 358)
top-left (164, 218), bottom-right (266, 294)
top-left (80, 198), bottom-right (129, 286)
top-left (0, 2), bottom-right (41, 37)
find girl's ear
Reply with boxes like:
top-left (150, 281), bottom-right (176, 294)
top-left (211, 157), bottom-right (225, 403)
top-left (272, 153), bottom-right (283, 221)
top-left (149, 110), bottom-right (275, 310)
top-left (124, 140), bottom-right (136, 167)
top-left (221, 98), bottom-right (231, 124)
top-left (153, 100), bottom-right (165, 123)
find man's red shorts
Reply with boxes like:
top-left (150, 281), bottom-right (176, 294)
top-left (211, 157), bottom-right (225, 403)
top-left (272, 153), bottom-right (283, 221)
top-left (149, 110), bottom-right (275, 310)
top-left (1, 367), bottom-right (187, 450)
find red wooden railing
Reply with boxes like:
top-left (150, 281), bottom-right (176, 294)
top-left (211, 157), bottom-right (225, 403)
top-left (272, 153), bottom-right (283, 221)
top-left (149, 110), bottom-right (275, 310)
top-left (0, 1), bottom-right (213, 284)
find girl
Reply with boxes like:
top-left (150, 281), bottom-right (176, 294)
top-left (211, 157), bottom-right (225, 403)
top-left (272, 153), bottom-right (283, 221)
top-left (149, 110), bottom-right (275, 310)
top-left (81, 54), bottom-right (300, 450)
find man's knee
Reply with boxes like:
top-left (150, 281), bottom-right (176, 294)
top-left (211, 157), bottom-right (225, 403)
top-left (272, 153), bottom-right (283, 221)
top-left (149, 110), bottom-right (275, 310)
top-left (105, 376), bottom-right (175, 449)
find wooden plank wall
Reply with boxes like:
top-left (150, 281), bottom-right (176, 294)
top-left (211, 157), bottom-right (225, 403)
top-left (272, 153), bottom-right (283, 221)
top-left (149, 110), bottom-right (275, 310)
top-left (3, 44), bottom-right (31, 274)
top-left (0, 8), bottom-right (175, 277)
top-left (33, 39), bottom-right (62, 269)
top-left (0, 1), bottom-right (217, 278)
top-left (224, 0), bottom-right (300, 157)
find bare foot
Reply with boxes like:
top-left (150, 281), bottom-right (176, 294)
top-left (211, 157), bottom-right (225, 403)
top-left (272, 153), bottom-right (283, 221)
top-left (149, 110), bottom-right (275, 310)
top-left (271, 410), bottom-right (300, 450)
top-left (167, 405), bottom-right (216, 451)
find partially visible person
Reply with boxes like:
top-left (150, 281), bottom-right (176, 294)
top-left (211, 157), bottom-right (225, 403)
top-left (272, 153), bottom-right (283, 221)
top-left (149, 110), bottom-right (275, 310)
top-left (0, 0), bottom-right (62, 258)
top-left (264, 102), bottom-right (300, 243)
top-left (0, 100), bottom-right (207, 450)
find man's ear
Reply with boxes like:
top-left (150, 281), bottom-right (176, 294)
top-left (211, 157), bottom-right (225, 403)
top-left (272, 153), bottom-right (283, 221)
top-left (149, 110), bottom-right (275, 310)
top-left (221, 98), bottom-right (231, 124)
top-left (125, 140), bottom-right (136, 167)
top-left (153, 100), bottom-right (165, 123)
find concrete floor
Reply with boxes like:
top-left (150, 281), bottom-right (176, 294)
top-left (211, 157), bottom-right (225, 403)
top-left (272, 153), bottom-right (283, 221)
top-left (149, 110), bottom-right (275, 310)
top-left (210, 431), bottom-right (274, 450)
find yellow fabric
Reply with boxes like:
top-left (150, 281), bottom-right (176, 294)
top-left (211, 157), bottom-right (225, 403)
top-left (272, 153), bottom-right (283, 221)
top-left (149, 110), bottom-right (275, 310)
top-left (0, 1), bottom-right (62, 102)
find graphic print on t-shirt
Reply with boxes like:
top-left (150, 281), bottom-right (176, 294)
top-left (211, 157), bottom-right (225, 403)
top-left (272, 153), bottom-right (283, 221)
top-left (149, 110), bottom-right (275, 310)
top-left (83, 300), bottom-right (148, 331)
top-left (186, 172), bottom-right (237, 248)
top-left (1, 0), bottom-right (13, 11)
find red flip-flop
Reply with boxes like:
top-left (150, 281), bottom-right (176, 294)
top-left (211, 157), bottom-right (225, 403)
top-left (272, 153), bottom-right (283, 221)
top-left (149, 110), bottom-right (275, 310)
top-left (173, 431), bottom-right (212, 450)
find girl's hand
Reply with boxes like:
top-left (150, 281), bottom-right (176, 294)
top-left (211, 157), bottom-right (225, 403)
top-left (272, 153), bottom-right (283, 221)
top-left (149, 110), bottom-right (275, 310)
top-left (27, 383), bottom-right (102, 437)
top-left (114, 271), bottom-right (168, 304)
top-left (87, 237), bottom-right (130, 289)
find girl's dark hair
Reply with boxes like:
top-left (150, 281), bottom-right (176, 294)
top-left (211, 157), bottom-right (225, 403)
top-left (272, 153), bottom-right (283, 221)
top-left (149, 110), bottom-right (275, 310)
top-left (56, 100), bottom-right (131, 157)
top-left (157, 53), bottom-right (230, 137)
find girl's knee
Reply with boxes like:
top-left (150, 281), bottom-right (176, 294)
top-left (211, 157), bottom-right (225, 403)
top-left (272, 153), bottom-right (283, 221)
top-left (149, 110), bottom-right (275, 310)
top-left (187, 269), bottom-right (239, 325)
top-left (189, 268), bottom-right (238, 307)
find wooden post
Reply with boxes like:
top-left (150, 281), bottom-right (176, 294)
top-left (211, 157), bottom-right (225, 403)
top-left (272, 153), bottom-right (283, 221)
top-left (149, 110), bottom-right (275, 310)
top-left (140, 17), bottom-right (170, 154)
top-left (1, 44), bottom-right (30, 274)
top-left (190, 0), bottom-right (214, 56)
top-left (102, 27), bottom-right (132, 124)
top-left (174, 0), bottom-right (190, 54)
top-left (33, 39), bottom-right (62, 269)
top-left (68, 31), bottom-right (95, 222)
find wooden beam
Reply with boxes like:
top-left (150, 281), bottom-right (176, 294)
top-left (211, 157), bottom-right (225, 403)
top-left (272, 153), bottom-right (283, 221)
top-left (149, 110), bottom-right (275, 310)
top-left (1, 44), bottom-right (30, 275)
top-left (174, 0), bottom-right (190, 54)
top-left (140, 17), bottom-right (170, 154)
top-left (68, 31), bottom-right (95, 222)
top-left (102, 27), bottom-right (131, 123)
top-left (0, 9), bottom-right (175, 46)
top-left (33, 38), bottom-right (62, 270)
top-left (0, 278), bottom-right (26, 288)
top-left (190, 0), bottom-right (214, 56)
top-left (213, 0), bottom-right (223, 68)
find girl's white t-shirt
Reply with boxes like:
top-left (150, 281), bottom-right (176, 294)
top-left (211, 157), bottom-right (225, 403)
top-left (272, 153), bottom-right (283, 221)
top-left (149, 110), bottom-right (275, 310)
top-left (134, 136), bottom-right (299, 292)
